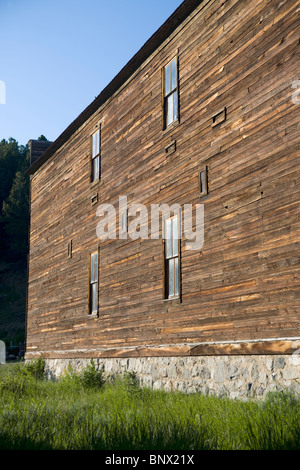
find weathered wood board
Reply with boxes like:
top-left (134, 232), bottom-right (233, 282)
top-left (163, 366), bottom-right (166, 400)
top-left (26, 0), bottom-right (300, 359)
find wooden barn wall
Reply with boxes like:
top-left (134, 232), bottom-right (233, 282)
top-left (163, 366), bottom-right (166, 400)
top-left (26, 0), bottom-right (300, 359)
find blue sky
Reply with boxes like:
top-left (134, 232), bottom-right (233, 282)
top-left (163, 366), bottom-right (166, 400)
top-left (0, 0), bottom-right (183, 146)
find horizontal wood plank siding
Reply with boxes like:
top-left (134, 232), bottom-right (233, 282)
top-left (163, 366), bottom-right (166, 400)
top-left (26, 0), bottom-right (300, 359)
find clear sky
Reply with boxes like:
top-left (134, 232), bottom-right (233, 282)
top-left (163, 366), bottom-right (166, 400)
top-left (0, 0), bottom-right (183, 146)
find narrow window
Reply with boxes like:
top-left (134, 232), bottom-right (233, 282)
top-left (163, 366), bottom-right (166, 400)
top-left (212, 107), bottom-right (227, 127)
top-left (164, 215), bottom-right (180, 299)
top-left (89, 251), bottom-right (98, 315)
top-left (68, 240), bottom-right (73, 259)
top-left (164, 57), bottom-right (178, 128)
top-left (199, 166), bottom-right (208, 197)
top-left (91, 128), bottom-right (100, 183)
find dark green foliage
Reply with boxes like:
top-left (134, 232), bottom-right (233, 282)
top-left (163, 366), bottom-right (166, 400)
top-left (62, 359), bottom-right (105, 390)
top-left (0, 136), bottom-right (47, 348)
top-left (37, 135), bottom-right (48, 142)
top-left (2, 170), bottom-right (30, 258)
top-left (0, 260), bottom-right (27, 347)
top-left (0, 370), bottom-right (29, 395)
top-left (0, 138), bottom-right (23, 207)
top-left (23, 357), bottom-right (46, 381)
top-left (123, 370), bottom-right (143, 399)
top-left (0, 358), bottom-right (45, 395)
top-left (0, 139), bottom-right (30, 261)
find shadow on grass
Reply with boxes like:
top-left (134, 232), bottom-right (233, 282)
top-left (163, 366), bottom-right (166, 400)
top-left (0, 433), bottom-right (53, 450)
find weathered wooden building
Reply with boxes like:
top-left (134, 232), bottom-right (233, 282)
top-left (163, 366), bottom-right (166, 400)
top-left (26, 0), bottom-right (300, 397)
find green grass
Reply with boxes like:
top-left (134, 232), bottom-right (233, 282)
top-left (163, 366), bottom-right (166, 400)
top-left (0, 359), bottom-right (299, 450)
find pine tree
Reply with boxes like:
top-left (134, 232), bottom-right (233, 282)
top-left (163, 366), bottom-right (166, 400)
top-left (0, 138), bottom-right (21, 208)
top-left (0, 140), bottom-right (30, 261)
top-left (2, 170), bottom-right (30, 260)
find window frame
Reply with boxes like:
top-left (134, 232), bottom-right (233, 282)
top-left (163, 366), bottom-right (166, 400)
top-left (68, 240), bottom-right (73, 259)
top-left (163, 56), bottom-right (179, 130)
top-left (163, 215), bottom-right (181, 300)
top-left (88, 249), bottom-right (99, 316)
top-left (199, 166), bottom-right (208, 198)
top-left (91, 127), bottom-right (101, 184)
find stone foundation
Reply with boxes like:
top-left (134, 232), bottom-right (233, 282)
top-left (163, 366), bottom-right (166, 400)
top-left (43, 354), bottom-right (300, 400)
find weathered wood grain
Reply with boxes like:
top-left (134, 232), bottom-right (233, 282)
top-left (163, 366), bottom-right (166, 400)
top-left (26, 0), bottom-right (300, 360)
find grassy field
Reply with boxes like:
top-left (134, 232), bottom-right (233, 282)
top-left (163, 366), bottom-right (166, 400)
top-left (0, 359), bottom-right (299, 450)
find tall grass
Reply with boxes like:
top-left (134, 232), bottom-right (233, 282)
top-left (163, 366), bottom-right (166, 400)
top-left (0, 360), bottom-right (299, 450)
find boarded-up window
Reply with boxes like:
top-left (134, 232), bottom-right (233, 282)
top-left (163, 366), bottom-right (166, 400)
top-left (89, 251), bottom-right (98, 315)
top-left (164, 57), bottom-right (178, 128)
top-left (164, 215), bottom-right (180, 299)
top-left (91, 129), bottom-right (100, 183)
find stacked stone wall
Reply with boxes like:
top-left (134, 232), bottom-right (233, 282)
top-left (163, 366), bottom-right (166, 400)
top-left (44, 355), bottom-right (300, 400)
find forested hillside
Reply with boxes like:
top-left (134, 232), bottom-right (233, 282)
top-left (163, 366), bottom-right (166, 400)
top-left (0, 136), bottom-right (47, 354)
